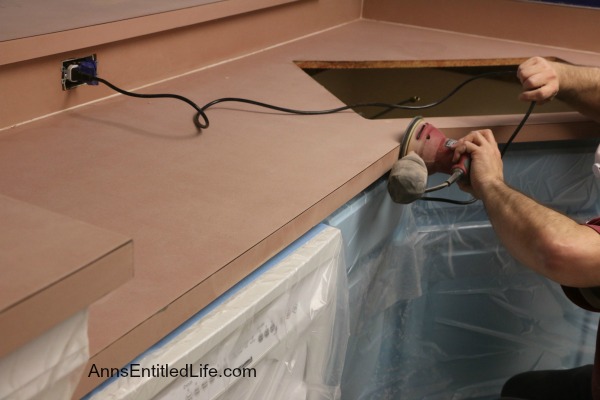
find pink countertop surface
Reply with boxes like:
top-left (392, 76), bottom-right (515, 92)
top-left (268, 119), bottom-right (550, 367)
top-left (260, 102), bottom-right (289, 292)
top-left (1, 20), bottom-right (599, 396)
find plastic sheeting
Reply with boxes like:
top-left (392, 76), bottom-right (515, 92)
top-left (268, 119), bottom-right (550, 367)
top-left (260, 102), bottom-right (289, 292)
top-left (85, 224), bottom-right (349, 400)
top-left (326, 141), bottom-right (600, 400)
top-left (0, 310), bottom-right (89, 400)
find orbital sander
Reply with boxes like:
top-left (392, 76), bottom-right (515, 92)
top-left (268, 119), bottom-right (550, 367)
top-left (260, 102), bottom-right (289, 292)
top-left (387, 116), bottom-right (471, 204)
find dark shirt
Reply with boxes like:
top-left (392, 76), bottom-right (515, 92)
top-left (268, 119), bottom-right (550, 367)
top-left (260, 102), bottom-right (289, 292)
top-left (561, 217), bottom-right (600, 399)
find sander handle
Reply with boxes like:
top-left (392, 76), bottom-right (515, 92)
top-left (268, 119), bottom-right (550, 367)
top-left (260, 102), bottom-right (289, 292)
top-left (451, 154), bottom-right (470, 178)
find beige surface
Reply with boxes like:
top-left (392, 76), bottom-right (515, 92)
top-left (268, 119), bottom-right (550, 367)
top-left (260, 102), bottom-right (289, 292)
top-left (1, 19), bottom-right (600, 398)
top-left (0, 0), bottom-right (221, 41)
top-left (363, 0), bottom-right (600, 54)
top-left (0, 0), bottom-right (302, 64)
top-left (0, 195), bottom-right (132, 358)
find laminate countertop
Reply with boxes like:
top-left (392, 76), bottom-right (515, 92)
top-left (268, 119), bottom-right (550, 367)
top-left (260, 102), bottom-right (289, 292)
top-left (1, 19), bottom-right (599, 397)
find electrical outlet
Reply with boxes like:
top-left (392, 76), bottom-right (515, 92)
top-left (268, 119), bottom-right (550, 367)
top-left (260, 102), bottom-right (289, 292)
top-left (61, 54), bottom-right (98, 90)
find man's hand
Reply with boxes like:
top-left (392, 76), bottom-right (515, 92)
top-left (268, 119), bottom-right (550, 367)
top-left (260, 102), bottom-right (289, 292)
top-left (452, 129), bottom-right (504, 199)
top-left (517, 56), bottom-right (561, 104)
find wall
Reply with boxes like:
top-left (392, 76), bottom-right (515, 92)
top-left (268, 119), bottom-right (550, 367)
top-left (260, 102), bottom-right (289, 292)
top-left (363, 0), bottom-right (600, 54)
top-left (0, 0), bottom-right (362, 130)
top-left (5, 0), bottom-right (600, 131)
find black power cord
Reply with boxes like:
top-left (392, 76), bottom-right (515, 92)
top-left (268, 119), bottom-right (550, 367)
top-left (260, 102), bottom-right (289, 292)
top-left (77, 74), bottom-right (212, 129)
top-left (71, 68), bottom-right (535, 205)
top-left (70, 68), bottom-right (524, 130)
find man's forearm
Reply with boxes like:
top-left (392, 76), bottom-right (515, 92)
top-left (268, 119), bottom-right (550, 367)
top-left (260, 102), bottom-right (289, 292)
top-left (554, 61), bottom-right (600, 122)
top-left (480, 180), bottom-right (599, 286)
top-left (452, 128), bottom-right (600, 287)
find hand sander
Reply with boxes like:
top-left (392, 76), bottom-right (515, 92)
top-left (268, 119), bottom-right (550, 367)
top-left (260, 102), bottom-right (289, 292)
top-left (387, 116), bottom-right (470, 204)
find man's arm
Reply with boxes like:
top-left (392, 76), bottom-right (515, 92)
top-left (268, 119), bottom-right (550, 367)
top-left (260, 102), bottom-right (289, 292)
top-left (454, 130), bottom-right (600, 288)
top-left (518, 56), bottom-right (600, 122)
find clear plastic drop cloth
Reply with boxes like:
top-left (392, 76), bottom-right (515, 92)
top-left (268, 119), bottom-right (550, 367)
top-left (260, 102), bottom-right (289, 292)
top-left (0, 310), bottom-right (89, 400)
top-left (325, 141), bottom-right (600, 400)
top-left (85, 224), bottom-right (349, 400)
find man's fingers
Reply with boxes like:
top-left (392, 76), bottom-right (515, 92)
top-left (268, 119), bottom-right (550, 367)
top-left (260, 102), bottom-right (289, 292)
top-left (452, 139), bottom-right (479, 162)
top-left (459, 130), bottom-right (494, 146)
top-left (516, 56), bottom-right (560, 105)
top-left (519, 86), bottom-right (558, 104)
top-left (452, 130), bottom-right (496, 162)
top-left (470, 129), bottom-right (494, 144)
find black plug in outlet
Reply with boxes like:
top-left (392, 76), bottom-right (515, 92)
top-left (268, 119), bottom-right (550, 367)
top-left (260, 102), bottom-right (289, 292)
top-left (61, 54), bottom-right (98, 90)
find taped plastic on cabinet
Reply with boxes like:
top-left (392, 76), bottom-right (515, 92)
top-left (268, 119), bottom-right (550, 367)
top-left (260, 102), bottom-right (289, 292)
top-left (0, 310), bottom-right (89, 400)
top-left (85, 224), bottom-right (349, 400)
top-left (326, 141), bottom-right (600, 400)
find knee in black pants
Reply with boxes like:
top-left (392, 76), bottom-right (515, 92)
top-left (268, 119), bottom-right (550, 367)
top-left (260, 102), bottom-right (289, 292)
top-left (500, 365), bottom-right (593, 400)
